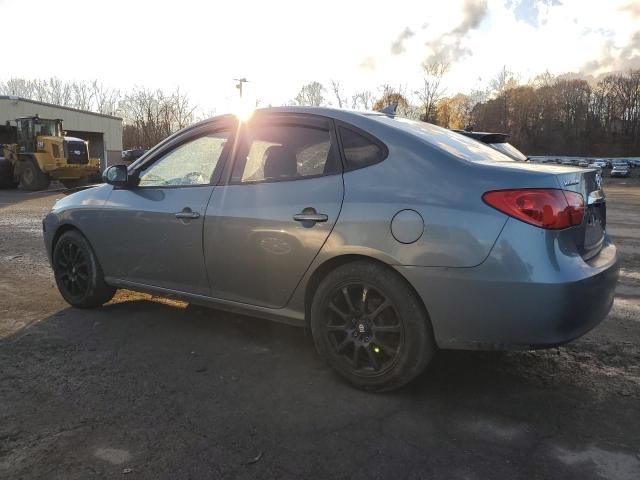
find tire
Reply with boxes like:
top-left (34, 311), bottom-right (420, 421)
top-left (310, 260), bottom-right (435, 392)
top-left (0, 158), bottom-right (18, 189)
top-left (60, 177), bottom-right (88, 189)
top-left (52, 229), bottom-right (116, 308)
top-left (20, 157), bottom-right (51, 191)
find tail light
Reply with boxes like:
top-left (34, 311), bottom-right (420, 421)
top-left (483, 189), bottom-right (584, 230)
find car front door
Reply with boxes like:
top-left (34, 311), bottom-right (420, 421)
top-left (204, 114), bottom-right (344, 308)
top-left (96, 123), bottom-right (234, 295)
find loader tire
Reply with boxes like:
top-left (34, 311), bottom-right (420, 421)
top-left (0, 158), bottom-right (18, 189)
top-left (20, 157), bottom-right (51, 191)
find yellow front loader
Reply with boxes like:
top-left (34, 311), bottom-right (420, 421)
top-left (0, 116), bottom-right (100, 190)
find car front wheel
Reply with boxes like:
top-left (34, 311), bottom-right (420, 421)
top-left (52, 230), bottom-right (116, 308)
top-left (311, 260), bottom-right (435, 392)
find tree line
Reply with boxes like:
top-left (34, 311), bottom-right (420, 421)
top-left (291, 66), bottom-right (640, 156)
top-left (3, 67), bottom-right (640, 156)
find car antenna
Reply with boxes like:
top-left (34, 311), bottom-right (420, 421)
top-left (378, 103), bottom-right (398, 116)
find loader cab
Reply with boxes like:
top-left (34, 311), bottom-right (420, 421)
top-left (15, 116), bottom-right (63, 153)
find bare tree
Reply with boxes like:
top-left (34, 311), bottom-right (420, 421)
top-left (91, 80), bottom-right (120, 115)
top-left (351, 90), bottom-right (374, 110)
top-left (171, 87), bottom-right (196, 129)
top-left (119, 87), bottom-right (197, 149)
top-left (292, 81), bottom-right (325, 106)
top-left (490, 66), bottom-right (519, 95)
top-left (414, 62), bottom-right (449, 122)
top-left (71, 81), bottom-right (94, 111)
top-left (329, 79), bottom-right (347, 108)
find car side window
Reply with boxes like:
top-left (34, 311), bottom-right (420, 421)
top-left (231, 124), bottom-right (337, 183)
top-left (339, 126), bottom-right (386, 170)
top-left (138, 131), bottom-right (230, 187)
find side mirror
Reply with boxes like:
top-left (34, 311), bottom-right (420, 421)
top-left (103, 164), bottom-right (129, 187)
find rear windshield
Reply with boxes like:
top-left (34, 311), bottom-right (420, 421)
top-left (488, 142), bottom-right (528, 161)
top-left (369, 115), bottom-right (513, 163)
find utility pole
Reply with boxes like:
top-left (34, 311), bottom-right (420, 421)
top-left (234, 78), bottom-right (249, 98)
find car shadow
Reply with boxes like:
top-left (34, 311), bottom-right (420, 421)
top-left (1, 298), bottom-right (639, 479)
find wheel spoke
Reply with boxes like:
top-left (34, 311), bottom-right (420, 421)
top-left (368, 300), bottom-right (390, 322)
top-left (326, 324), bottom-right (347, 332)
top-left (76, 276), bottom-right (88, 290)
top-left (61, 245), bottom-right (71, 263)
top-left (374, 324), bottom-right (401, 333)
top-left (352, 344), bottom-right (360, 366)
top-left (335, 337), bottom-right (351, 354)
top-left (365, 346), bottom-right (380, 371)
top-left (328, 301), bottom-right (349, 321)
top-left (375, 339), bottom-right (397, 355)
top-left (361, 286), bottom-right (369, 312)
top-left (72, 245), bottom-right (81, 263)
top-left (342, 287), bottom-right (356, 313)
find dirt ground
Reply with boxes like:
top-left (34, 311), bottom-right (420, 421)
top-left (1, 177), bottom-right (639, 479)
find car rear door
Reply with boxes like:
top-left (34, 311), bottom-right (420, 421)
top-left (203, 113), bottom-right (344, 308)
top-left (96, 121), bottom-right (234, 295)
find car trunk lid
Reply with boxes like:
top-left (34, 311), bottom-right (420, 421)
top-left (553, 168), bottom-right (605, 260)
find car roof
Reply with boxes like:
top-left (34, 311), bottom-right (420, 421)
top-left (194, 106), bottom-right (388, 128)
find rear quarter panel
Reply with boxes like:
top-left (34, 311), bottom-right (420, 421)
top-left (320, 119), bottom-right (561, 268)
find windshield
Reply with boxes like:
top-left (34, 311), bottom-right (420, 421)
top-left (371, 115), bottom-right (514, 163)
top-left (34, 119), bottom-right (62, 137)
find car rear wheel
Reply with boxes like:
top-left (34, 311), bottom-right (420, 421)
top-left (310, 260), bottom-right (435, 392)
top-left (52, 230), bottom-right (116, 308)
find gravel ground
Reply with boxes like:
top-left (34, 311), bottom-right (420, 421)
top-left (0, 178), bottom-right (639, 480)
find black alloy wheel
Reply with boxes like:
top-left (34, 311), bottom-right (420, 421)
top-left (56, 240), bottom-right (90, 299)
top-left (52, 230), bottom-right (116, 308)
top-left (324, 282), bottom-right (403, 376)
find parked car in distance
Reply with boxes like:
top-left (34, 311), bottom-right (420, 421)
top-left (122, 149), bottom-right (148, 163)
top-left (451, 129), bottom-right (528, 161)
top-left (587, 162), bottom-right (603, 174)
top-left (43, 107), bottom-right (619, 391)
top-left (626, 158), bottom-right (640, 168)
top-left (578, 159), bottom-right (590, 168)
top-left (610, 164), bottom-right (630, 177)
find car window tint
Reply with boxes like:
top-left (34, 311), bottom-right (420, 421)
top-left (232, 124), bottom-right (335, 183)
top-left (339, 127), bottom-right (385, 170)
top-left (138, 132), bottom-right (229, 187)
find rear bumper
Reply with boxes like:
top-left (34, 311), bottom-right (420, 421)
top-left (397, 223), bottom-right (619, 350)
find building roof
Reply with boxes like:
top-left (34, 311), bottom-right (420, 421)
top-left (0, 96), bottom-right (122, 120)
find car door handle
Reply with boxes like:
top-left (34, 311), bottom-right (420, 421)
top-left (175, 208), bottom-right (200, 219)
top-left (293, 212), bottom-right (328, 223)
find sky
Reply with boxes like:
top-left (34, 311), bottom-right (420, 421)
top-left (1, 0), bottom-right (639, 113)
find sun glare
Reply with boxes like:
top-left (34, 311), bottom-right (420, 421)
top-left (233, 98), bottom-right (255, 122)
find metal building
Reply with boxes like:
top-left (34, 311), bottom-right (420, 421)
top-left (0, 96), bottom-right (122, 171)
